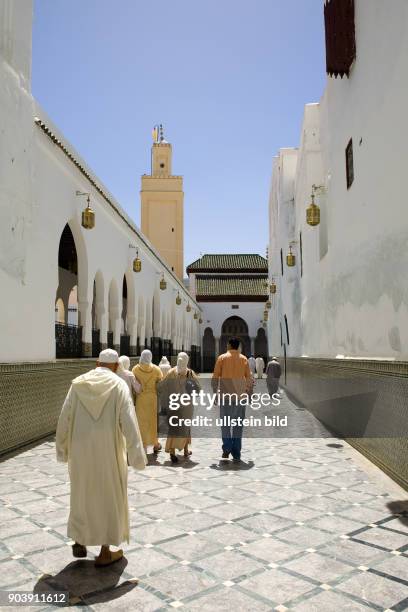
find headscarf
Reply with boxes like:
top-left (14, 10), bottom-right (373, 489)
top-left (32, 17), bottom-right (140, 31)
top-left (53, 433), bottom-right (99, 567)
top-left (118, 355), bottom-right (130, 372)
top-left (139, 349), bottom-right (153, 365)
top-left (159, 356), bottom-right (169, 366)
top-left (176, 352), bottom-right (189, 375)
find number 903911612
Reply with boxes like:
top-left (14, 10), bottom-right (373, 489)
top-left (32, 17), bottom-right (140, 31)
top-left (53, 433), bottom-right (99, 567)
top-left (0, 591), bottom-right (69, 606)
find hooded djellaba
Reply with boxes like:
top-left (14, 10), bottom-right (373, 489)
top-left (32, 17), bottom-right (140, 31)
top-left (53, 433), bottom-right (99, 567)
top-left (132, 349), bottom-right (163, 452)
top-left (158, 352), bottom-right (201, 463)
top-left (56, 349), bottom-right (147, 566)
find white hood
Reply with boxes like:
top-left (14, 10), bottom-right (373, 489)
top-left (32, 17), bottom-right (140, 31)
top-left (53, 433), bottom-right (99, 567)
top-left (72, 368), bottom-right (121, 420)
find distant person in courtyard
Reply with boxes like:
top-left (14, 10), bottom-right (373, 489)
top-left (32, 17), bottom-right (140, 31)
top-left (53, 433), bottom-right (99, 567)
top-left (266, 356), bottom-right (282, 397)
top-left (255, 356), bottom-right (265, 379)
top-left (132, 349), bottom-right (163, 453)
top-left (117, 355), bottom-right (141, 403)
top-left (248, 355), bottom-right (256, 375)
top-left (159, 356), bottom-right (171, 378)
top-left (55, 349), bottom-right (147, 566)
top-left (159, 352), bottom-right (200, 463)
top-left (212, 337), bottom-right (251, 462)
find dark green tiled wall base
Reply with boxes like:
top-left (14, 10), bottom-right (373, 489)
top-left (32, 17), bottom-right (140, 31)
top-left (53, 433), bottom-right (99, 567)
top-left (284, 357), bottom-right (408, 491)
top-left (0, 358), bottom-right (140, 456)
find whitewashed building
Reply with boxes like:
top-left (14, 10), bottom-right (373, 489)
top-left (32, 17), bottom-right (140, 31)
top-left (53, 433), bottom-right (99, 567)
top-left (0, 0), bottom-right (201, 453)
top-left (187, 254), bottom-right (269, 371)
top-left (0, 0), bottom-right (201, 366)
top-left (267, 0), bottom-right (408, 488)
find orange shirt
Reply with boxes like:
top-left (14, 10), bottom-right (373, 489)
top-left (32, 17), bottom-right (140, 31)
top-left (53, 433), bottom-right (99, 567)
top-left (212, 350), bottom-right (251, 395)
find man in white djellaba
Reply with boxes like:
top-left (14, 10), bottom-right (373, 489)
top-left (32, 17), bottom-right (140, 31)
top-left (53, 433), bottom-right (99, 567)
top-left (56, 348), bottom-right (147, 566)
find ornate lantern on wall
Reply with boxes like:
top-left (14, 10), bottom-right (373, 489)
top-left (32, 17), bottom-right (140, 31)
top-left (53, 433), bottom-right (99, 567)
top-left (194, 311), bottom-right (198, 320)
top-left (186, 303), bottom-right (191, 313)
top-left (81, 196), bottom-right (95, 230)
top-left (199, 317), bottom-right (203, 324)
top-left (286, 245), bottom-right (296, 267)
top-left (133, 249), bottom-right (142, 273)
top-left (176, 292), bottom-right (181, 305)
top-left (159, 273), bottom-right (167, 290)
top-left (266, 299), bottom-right (272, 310)
top-left (263, 310), bottom-right (269, 322)
top-left (306, 191), bottom-right (320, 226)
top-left (76, 191), bottom-right (95, 230)
top-left (270, 279), bottom-right (277, 294)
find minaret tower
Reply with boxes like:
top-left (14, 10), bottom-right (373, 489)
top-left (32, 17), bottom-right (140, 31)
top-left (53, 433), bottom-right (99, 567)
top-left (141, 125), bottom-right (184, 279)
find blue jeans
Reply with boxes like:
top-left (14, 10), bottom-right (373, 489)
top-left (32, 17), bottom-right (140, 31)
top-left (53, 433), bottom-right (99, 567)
top-left (220, 402), bottom-right (246, 459)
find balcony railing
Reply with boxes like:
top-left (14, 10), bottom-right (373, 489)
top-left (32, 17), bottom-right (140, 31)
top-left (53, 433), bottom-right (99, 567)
top-left (55, 323), bottom-right (82, 358)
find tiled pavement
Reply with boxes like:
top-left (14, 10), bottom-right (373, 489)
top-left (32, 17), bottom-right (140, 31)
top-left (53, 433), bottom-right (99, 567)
top-left (1, 380), bottom-right (408, 610)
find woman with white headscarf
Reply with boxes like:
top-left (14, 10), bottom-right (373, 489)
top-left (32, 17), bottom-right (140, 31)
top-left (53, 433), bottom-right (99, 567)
top-left (158, 352), bottom-right (200, 463)
top-left (159, 356), bottom-right (171, 378)
top-left (117, 355), bottom-right (142, 403)
top-left (132, 350), bottom-right (163, 452)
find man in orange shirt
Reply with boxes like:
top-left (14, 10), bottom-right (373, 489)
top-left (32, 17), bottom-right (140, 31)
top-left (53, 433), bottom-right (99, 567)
top-left (212, 337), bottom-right (252, 462)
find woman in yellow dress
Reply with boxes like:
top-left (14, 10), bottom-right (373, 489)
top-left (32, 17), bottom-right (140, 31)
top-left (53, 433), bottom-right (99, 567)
top-left (132, 349), bottom-right (163, 452)
top-left (159, 352), bottom-right (200, 463)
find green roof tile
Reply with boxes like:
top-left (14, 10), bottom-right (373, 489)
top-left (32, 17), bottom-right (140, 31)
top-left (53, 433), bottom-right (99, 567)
top-left (187, 254), bottom-right (268, 273)
top-left (195, 275), bottom-right (269, 298)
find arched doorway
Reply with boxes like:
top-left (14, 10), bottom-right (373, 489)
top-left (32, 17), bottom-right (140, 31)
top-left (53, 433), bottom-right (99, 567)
top-left (55, 224), bottom-right (82, 358)
top-left (108, 279), bottom-right (119, 350)
top-left (120, 276), bottom-right (130, 355)
top-left (254, 327), bottom-right (268, 363)
top-left (203, 327), bottom-right (216, 372)
top-left (220, 316), bottom-right (250, 356)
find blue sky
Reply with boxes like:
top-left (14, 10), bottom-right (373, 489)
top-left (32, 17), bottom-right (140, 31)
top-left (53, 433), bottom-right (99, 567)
top-left (32, 0), bottom-right (326, 270)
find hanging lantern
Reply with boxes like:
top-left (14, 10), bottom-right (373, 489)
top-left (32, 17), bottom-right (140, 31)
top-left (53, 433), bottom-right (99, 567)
top-left (194, 311), bottom-right (198, 320)
top-left (160, 273), bottom-right (167, 290)
top-left (81, 196), bottom-right (95, 229)
top-left (186, 303), bottom-right (191, 312)
top-left (306, 193), bottom-right (320, 226)
top-left (176, 292), bottom-right (181, 305)
top-left (266, 300), bottom-right (272, 310)
top-left (286, 245), bottom-right (296, 267)
top-left (133, 249), bottom-right (142, 272)
top-left (270, 279), bottom-right (277, 294)
top-left (263, 310), bottom-right (269, 322)
top-left (199, 317), bottom-right (203, 324)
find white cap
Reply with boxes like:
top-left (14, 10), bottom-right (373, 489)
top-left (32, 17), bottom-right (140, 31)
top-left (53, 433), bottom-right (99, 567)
top-left (98, 348), bottom-right (119, 364)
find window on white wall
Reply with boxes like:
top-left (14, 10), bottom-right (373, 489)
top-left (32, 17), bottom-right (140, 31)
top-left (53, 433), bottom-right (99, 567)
top-left (346, 138), bottom-right (354, 189)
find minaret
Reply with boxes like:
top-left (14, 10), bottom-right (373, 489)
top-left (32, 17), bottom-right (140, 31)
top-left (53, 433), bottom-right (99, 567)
top-left (141, 125), bottom-right (184, 279)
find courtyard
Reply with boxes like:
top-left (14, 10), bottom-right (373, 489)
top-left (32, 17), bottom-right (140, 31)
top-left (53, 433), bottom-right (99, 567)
top-left (0, 379), bottom-right (407, 611)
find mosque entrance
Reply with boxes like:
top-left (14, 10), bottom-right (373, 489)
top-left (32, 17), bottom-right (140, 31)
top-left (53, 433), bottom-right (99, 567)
top-left (254, 326), bottom-right (268, 362)
top-left (220, 316), bottom-right (250, 357)
top-left (202, 327), bottom-right (216, 372)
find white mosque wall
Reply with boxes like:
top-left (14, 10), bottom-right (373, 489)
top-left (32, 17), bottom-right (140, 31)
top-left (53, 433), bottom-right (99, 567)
top-left (268, 0), bottom-right (408, 360)
top-left (199, 301), bottom-right (267, 347)
top-left (0, 0), bottom-right (200, 362)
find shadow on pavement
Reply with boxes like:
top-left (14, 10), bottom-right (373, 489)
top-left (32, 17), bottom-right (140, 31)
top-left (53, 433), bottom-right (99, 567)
top-left (210, 459), bottom-right (255, 471)
top-left (34, 557), bottom-right (137, 606)
top-left (387, 500), bottom-right (408, 528)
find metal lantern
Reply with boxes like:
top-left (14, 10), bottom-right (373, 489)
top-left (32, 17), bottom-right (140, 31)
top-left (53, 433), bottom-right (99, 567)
top-left (266, 300), bottom-right (272, 310)
top-left (270, 279), bottom-right (277, 294)
top-left (199, 317), bottom-right (203, 324)
top-left (176, 292), bottom-right (181, 305)
top-left (81, 196), bottom-right (95, 229)
top-left (159, 274), bottom-right (167, 290)
top-left (194, 311), bottom-right (198, 320)
top-left (186, 303), bottom-right (191, 313)
top-left (306, 193), bottom-right (320, 226)
top-left (133, 249), bottom-right (142, 273)
top-left (263, 310), bottom-right (269, 322)
top-left (286, 245), bottom-right (296, 267)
